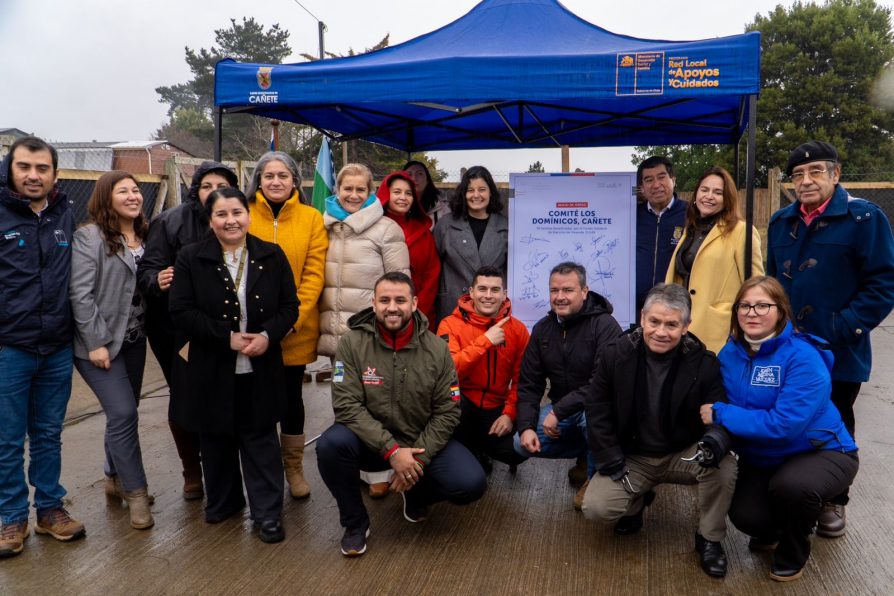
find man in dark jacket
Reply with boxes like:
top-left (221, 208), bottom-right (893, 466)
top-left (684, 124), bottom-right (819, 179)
top-left (767, 140), bottom-right (894, 537)
top-left (0, 137), bottom-right (85, 558)
top-left (581, 283), bottom-right (736, 579)
top-left (137, 161), bottom-right (237, 500)
top-left (514, 262), bottom-right (622, 509)
top-left (635, 156), bottom-right (687, 313)
top-left (316, 272), bottom-right (486, 557)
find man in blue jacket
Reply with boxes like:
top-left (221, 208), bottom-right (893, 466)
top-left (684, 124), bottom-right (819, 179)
top-left (767, 140), bottom-right (894, 537)
top-left (635, 156), bottom-right (687, 314)
top-left (0, 136), bottom-right (85, 558)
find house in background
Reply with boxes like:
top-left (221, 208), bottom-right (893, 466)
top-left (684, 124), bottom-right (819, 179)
top-left (0, 128), bottom-right (30, 159)
top-left (55, 140), bottom-right (193, 174)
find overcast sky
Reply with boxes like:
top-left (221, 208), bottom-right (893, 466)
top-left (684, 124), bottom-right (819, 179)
top-left (3, 0), bottom-right (893, 179)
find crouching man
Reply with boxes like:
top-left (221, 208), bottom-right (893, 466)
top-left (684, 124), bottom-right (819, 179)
top-left (316, 272), bottom-right (486, 557)
top-left (581, 283), bottom-right (737, 578)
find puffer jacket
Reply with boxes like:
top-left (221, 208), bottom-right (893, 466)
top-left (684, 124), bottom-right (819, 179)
top-left (318, 197), bottom-right (410, 356)
top-left (436, 295), bottom-right (530, 420)
top-left (137, 161), bottom-right (238, 339)
top-left (331, 308), bottom-right (459, 466)
top-left (249, 191), bottom-right (328, 365)
top-left (0, 151), bottom-right (73, 354)
top-left (715, 322), bottom-right (857, 468)
top-left (515, 291), bottom-right (623, 431)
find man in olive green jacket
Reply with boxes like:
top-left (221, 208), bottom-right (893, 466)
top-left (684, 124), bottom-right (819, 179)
top-left (317, 272), bottom-right (486, 557)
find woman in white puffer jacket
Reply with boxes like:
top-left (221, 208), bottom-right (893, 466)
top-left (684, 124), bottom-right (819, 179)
top-left (318, 163), bottom-right (410, 356)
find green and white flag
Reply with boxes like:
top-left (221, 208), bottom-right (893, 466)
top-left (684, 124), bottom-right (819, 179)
top-left (312, 137), bottom-right (334, 214)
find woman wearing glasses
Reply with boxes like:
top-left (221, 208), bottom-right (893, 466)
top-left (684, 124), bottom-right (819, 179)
top-left (701, 276), bottom-right (858, 582)
top-left (665, 166), bottom-right (763, 354)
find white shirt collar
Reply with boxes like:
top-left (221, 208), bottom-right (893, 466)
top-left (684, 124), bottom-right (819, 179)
top-left (646, 196), bottom-right (675, 216)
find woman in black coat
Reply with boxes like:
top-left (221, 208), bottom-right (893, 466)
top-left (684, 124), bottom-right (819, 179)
top-left (169, 187), bottom-right (298, 543)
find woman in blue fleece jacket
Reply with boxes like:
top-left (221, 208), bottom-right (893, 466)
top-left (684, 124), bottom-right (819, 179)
top-left (702, 276), bottom-right (858, 583)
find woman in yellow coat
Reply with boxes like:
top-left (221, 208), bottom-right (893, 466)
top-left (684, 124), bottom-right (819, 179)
top-left (665, 166), bottom-right (764, 354)
top-left (247, 151), bottom-right (329, 499)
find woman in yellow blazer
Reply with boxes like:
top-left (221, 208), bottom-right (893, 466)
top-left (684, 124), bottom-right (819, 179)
top-left (247, 151), bottom-right (329, 499)
top-left (665, 166), bottom-right (764, 354)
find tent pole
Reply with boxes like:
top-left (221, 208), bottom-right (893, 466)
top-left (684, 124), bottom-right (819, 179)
top-left (214, 107), bottom-right (222, 162)
top-left (733, 141), bottom-right (740, 188)
top-left (744, 94), bottom-right (757, 278)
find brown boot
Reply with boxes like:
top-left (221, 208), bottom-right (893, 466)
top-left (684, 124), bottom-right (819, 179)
top-left (169, 420), bottom-right (204, 500)
top-left (369, 482), bottom-right (390, 499)
top-left (123, 489), bottom-right (155, 530)
top-left (573, 479), bottom-right (590, 511)
top-left (105, 475), bottom-right (155, 505)
top-left (281, 433), bottom-right (311, 499)
top-left (0, 521), bottom-right (29, 558)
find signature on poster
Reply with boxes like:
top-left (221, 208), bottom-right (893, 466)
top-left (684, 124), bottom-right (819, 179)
top-left (520, 234), bottom-right (550, 245)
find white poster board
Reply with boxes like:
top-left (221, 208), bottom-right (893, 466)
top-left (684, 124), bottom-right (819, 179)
top-left (508, 172), bottom-right (637, 330)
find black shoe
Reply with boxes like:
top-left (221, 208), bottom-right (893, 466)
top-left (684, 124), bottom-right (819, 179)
top-left (477, 453), bottom-right (493, 476)
top-left (401, 491), bottom-right (429, 523)
top-left (769, 563), bottom-right (804, 582)
top-left (613, 490), bottom-right (656, 536)
top-left (695, 532), bottom-right (728, 578)
top-left (254, 519), bottom-right (285, 543)
top-left (340, 526), bottom-right (370, 557)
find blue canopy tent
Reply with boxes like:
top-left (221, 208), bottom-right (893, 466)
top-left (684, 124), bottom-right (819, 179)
top-left (214, 0), bottom-right (761, 269)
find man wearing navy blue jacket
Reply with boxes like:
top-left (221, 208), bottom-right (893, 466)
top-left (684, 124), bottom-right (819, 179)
top-left (0, 137), bottom-right (85, 558)
top-left (635, 156), bottom-right (687, 314)
top-left (767, 140), bottom-right (894, 537)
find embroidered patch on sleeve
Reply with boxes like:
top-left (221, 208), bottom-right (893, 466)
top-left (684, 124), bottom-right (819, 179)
top-left (750, 366), bottom-right (781, 387)
top-left (332, 361), bottom-right (345, 383)
top-left (450, 384), bottom-right (461, 401)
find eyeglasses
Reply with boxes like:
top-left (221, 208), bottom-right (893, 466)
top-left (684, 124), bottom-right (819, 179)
top-left (790, 167), bottom-right (828, 183)
top-left (736, 302), bottom-right (777, 316)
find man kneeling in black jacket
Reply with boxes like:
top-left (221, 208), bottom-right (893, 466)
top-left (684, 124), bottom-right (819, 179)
top-left (581, 283), bottom-right (736, 579)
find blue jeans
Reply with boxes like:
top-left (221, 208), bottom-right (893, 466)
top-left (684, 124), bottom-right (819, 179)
top-left (513, 404), bottom-right (596, 477)
top-left (0, 344), bottom-right (73, 523)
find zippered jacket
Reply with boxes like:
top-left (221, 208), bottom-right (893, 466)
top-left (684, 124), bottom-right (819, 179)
top-left (436, 295), bottom-right (529, 419)
top-left (0, 151), bottom-right (73, 353)
top-left (715, 322), bottom-right (857, 467)
top-left (516, 291), bottom-right (622, 431)
top-left (635, 197), bottom-right (687, 312)
top-left (332, 308), bottom-right (459, 466)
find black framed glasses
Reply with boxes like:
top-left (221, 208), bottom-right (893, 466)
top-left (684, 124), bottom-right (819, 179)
top-left (736, 302), bottom-right (777, 316)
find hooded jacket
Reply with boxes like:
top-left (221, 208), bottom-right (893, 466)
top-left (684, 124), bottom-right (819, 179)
top-left (377, 171), bottom-right (441, 328)
top-left (586, 329), bottom-right (731, 473)
top-left (331, 308), bottom-right (459, 466)
top-left (249, 191), bottom-right (328, 365)
top-left (318, 196), bottom-right (410, 356)
top-left (715, 322), bottom-right (857, 468)
top-left (766, 184), bottom-right (894, 382)
top-left (137, 161), bottom-right (238, 339)
top-left (436, 295), bottom-right (530, 420)
top-left (515, 291), bottom-right (623, 432)
top-left (0, 151), bottom-right (73, 353)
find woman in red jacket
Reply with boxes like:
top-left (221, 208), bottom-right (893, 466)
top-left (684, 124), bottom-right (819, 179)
top-left (377, 171), bottom-right (441, 328)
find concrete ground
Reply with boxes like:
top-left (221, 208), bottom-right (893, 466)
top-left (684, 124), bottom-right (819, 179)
top-left (3, 321), bottom-right (894, 595)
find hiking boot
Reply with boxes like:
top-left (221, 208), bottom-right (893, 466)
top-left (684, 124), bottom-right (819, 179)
top-left (816, 503), bottom-right (846, 537)
top-left (401, 492), bottom-right (429, 523)
top-left (35, 508), bottom-right (86, 542)
top-left (573, 479), bottom-right (589, 511)
top-left (105, 475), bottom-right (155, 505)
top-left (0, 521), bottom-right (29, 558)
top-left (341, 526), bottom-right (370, 556)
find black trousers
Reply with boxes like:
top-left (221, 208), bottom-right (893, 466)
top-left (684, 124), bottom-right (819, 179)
top-left (316, 423), bottom-right (487, 531)
top-left (280, 365), bottom-right (307, 435)
top-left (200, 375), bottom-right (284, 523)
top-left (455, 398), bottom-right (526, 467)
top-left (729, 450), bottom-right (859, 570)
top-left (829, 381), bottom-right (861, 504)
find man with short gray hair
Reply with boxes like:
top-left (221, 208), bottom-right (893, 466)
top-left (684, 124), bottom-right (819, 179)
top-left (582, 283), bottom-right (737, 579)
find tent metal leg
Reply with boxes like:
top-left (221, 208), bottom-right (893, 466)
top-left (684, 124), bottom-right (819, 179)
top-left (744, 94), bottom-right (757, 278)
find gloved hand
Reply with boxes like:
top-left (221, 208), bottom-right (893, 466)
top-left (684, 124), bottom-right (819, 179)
top-left (696, 435), bottom-right (723, 468)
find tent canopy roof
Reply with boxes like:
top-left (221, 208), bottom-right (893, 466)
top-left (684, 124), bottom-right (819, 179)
top-left (215, 0), bottom-right (760, 151)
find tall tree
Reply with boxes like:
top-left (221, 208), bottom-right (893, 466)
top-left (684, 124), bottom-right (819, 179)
top-left (634, 0), bottom-right (894, 186)
top-left (155, 18), bottom-right (292, 159)
top-left (527, 161), bottom-right (545, 173)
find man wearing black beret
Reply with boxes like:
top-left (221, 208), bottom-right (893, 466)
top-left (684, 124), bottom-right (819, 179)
top-left (766, 140), bottom-right (894, 537)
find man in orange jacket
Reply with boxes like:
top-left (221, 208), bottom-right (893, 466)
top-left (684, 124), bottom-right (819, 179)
top-left (437, 266), bottom-right (530, 473)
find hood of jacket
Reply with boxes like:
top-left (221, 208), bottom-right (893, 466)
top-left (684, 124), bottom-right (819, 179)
top-left (347, 306), bottom-right (430, 347)
top-left (548, 290), bottom-right (613, 328)
top-left (187, 160), bottom-right (238, 204)
top-left (449, 294), bottom-right (513, 327)
top-left (324, 194), bottom-right (386, 234)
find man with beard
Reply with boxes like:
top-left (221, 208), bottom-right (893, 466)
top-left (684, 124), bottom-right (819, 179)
top-left (316, 272), bottom-right (486, 557)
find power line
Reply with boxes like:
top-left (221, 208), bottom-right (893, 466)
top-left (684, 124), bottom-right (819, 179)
top-left (292, 0), bottom-right (322, 23)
